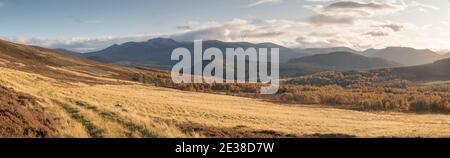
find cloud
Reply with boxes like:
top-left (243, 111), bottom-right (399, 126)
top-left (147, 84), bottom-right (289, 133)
top-left (308, 14), bottom-right (356, 25)
top-left (4, 35), bottom-right (159, 53)
top-left (172, 18), bottom-right (369, 49)
top-left (441, 21), bottom-right (450, 26)
top-left (303, 0), bottom-right (407, 28)
top-left (363, 31), bottom-right (390, 37)
top-left (410, 1), bottom-right (439, 12)
top-left (375, 24), bottom-right (404, 32)
top-left (295, 34), bottom-right (352, 48)
top-left (4, 19), bottom-right (299, 52)
top-left (1, 18), bottom-right (413, 52)
top-left (248, 0), bottom-right (283, 7)
top-left (306, 1), bottom-right (406, 17)
top-left (175, 25), bottom-right (192, 30)
top-left (170, 19), bottom-right (300, 43)
top-left (5, 12), bottom-right (450, 52)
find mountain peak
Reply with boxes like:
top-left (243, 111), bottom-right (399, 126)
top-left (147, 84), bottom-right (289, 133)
top-left (392, 57), bottom-right (450, 81)
top-left (302, 47), bottom-right (359, 55)
top-left (363, 47), bottom-right (442, 66)
top-left (147, 38), bottom-right (178, 46)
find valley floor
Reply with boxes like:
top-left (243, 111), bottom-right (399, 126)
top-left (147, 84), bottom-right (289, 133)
top-left (1, 66), bottom-right (450, 138)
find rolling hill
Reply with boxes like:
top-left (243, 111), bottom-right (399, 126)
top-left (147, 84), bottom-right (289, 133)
top-left (0, 39), bottom-right (152, 84)
top-left (391, 58), bottom-right (450, 81)
top-left (288, 52), bottom-right (401, 70)
top-left (363, 47), bottom-right (442, 66)
top-left (287, 58), bottom-right (450, 87)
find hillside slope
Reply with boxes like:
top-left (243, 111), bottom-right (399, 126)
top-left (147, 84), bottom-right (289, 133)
top-left (364, 47), bottom-right (442, 66)
top-left (391, 58), bottom-right (450, 81)
top-left (0, 85), bottom-right (57, 138)
top-left (0, 39), bottom-right (171, 84)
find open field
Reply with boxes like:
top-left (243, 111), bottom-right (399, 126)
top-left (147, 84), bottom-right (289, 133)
top-left (2, 66), bottom-right (450, 138)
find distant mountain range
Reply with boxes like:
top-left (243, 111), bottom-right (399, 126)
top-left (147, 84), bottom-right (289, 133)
top-left (288, 52), bottom-right (401, 70)
top-left (299, 47), bottom-right (360, 55)
top-left (391, 58), bottom-right (450, 81)
top-left (363, 47), bottom-right (444, 66)
top-left (297, 46), bottom-right (449, 66)
top-left (55, 38), bottom-right (450, 77)
top-left (77, 38), bottom-right (308, 70)
top-left (2, 38), bottom-right (449, 82)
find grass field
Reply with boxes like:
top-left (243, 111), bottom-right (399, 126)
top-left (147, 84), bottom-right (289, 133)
top-left (2, 66), bottom-right (450, 138)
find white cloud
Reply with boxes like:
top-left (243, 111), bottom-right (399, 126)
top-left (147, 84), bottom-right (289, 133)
top-left (363, 31), bottom-right (390, 37)
top-left (248, 0), bottom-right (283, 7)
top-left (374, 24), bottom-right (404, 32)
top-left (305, 1), bottom-right (406, 17)
top-left (170, 18), bottom-right (412, 50)
top-left (308, 14), bottom-right (356, 25)
top-left (3, 35), bottom-right (160, 53)
top-left (410, 1), bottom-right (440, 12)
top-left (3, 0), bottom-right (449, 52)
top-left (7, 16), bottom-right (447, 52)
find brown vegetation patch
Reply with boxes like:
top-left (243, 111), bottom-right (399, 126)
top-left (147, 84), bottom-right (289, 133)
top-left (305, 133), bottom-right (357, 138)
top-left (0, 86), bottom-right (57, 138)
top-left (0, 39), bottom-right (153, 85)
top-left (177, 122), bottom-right (298, 138)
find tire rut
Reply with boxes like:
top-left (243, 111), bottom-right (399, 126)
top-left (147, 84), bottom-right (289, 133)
top-left (71, 100), bottom-right (158, 138)
top-left (53, 100), bottom-right (105, 138)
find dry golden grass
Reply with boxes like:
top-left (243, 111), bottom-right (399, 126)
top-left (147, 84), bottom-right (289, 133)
top-left (1, 66), bottom-right (450, 138)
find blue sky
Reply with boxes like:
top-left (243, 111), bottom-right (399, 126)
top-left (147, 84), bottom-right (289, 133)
top-left (0, 0), bottom-right (449, 52)
top-left (0, 0), bottom-right (310, 38)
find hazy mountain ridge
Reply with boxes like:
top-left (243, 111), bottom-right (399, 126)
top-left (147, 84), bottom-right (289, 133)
top-left (363, 47), bottom-right (443, 66)
top-left (84, 38), bottom-right (448, 66)
top-left (297, 46), bottom-right (449, 67)
top-left (287, 58), bottom-right (450, 88)
top-left (391, 58), bottom-right (450, 81)
top-left (288, 51), bottom-right (402, 70)
top-left (299, 47), bottom-right (360, 55)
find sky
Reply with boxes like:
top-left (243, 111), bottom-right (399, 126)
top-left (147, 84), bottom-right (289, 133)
top-left (0, 0), bottom-right (449, 52)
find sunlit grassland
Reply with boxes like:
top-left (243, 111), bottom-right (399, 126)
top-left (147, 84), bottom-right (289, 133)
top-left (1, 67), bottom-right (450, 138)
